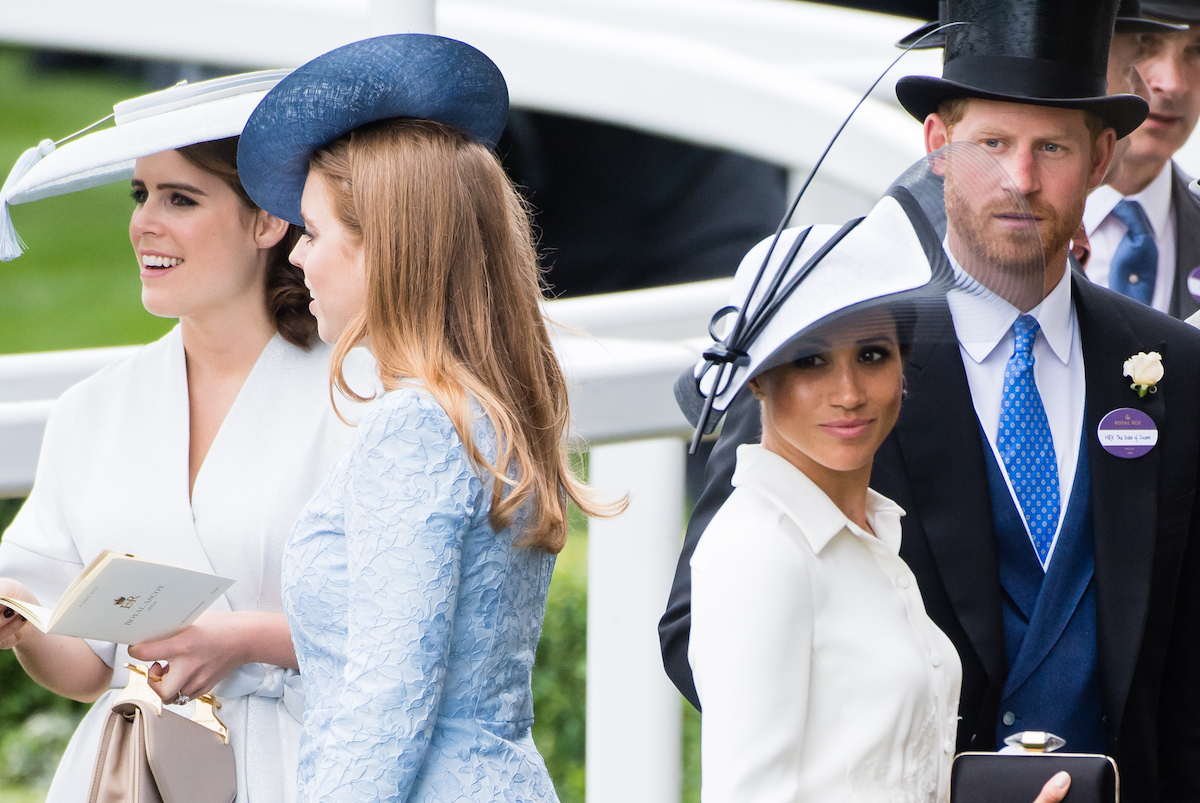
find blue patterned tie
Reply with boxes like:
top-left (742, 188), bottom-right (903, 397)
top-left (998, 315), bottom-right (1060, 566)
top-left (1108, 199), bottom-right (1157, 305)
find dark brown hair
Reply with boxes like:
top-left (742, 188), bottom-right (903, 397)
top-left (310, 119), bottom-right (622, 552)
top-left (176, 137), bottom-right (316, 347)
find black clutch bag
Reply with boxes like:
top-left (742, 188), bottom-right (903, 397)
top-left (950, 733), bottom-right (1118, 803)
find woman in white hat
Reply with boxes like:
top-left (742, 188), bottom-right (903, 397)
top-left (0, 72), bottom-right (362, 802)
top-left (679, 146), bottom-right (1073, 803)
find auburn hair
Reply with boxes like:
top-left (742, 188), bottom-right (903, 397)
top-left (311, 118), bottom-right (616, 552)
top-left (177, 137), bottom-right (315, 348)
top-left (935, 98), bottom-right (1107, 145)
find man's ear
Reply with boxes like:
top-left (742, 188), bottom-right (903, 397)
top-left (925, 113), bottom-right (951, 155)
top-left (1088, 128), bottom-right (1118, 190)
top-left (254, 210), bottom-right (290, 250)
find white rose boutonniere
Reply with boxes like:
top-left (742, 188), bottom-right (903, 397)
top-left (1123, 351), bottom-right (1164, 398)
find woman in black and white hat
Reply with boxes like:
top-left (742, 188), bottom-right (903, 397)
top-left (0, 72), bottom-right (366, 802)
top-left (679, 148), bottom-right (1072, 803)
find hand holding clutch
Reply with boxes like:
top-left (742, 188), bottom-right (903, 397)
top-left (951, 732), bottom-right (1116, 803)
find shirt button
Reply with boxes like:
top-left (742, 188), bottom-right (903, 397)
top-left (1003, 711), bottom-right (1016, 726)
top-left (1129, 273), bottom-right (1140, 285)
top-left (897, 575), bottom-right (911, 589)
top-left (931, 652), bottom-right (942, 667)
top-left (944, 740), bottom-right (954, 754)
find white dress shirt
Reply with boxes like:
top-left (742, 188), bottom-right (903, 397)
top-left (945, 259), bottom-right (1086, 569)
top-left (690, 445), bottom-right (962, 803)
top-left (1083, 162), bottom-right (1176, 313)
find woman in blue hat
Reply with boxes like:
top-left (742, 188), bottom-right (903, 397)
top-left (238, 34), bottom-right (612, 801)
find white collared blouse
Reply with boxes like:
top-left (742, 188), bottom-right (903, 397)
top-left (689, 444), bottom-right (962, 803)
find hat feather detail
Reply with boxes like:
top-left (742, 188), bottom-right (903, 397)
top-left (0, 139), bottom-right (55, 262)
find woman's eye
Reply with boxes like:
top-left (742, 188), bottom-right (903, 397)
top-left (130, 188), bottom-right (147, 204)
top-left (170, 193), bottom-right (198, 207)
top-left (302, 229), bottom-right (314, 242)
top-left (793, 355), bottom-right (826, 369)
top-left (860, 347), bottom-right (892, 363)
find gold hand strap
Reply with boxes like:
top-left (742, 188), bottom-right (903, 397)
top-left (120, 663), bottom-right (229, 743)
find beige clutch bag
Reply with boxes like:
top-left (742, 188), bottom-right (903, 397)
top-left (87, 664), bottom-right (236, 803)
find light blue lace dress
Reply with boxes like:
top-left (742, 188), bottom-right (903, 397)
top-left (282, 387), bottom-right (559, 802)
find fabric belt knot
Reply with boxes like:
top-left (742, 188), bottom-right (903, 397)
top-left (998, 314), bottom-right (1060, 568)
top-left (1108, 198), bottom-right (1157, 305)
top-left (213, 662), bottom-right (306, 722)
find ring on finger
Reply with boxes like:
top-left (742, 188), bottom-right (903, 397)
top-left (173, 692), bottom-right (190, 706)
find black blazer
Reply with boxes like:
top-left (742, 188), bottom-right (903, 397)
top-left (1169, 162), bottom-right (1200, 320)
top-left (660, 275), bottom-right (1200, 803)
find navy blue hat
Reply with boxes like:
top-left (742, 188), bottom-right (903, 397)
top-left (238, 34), bottom-right (508, 225)
top-left (895, 0), bottom-right (1149, 138)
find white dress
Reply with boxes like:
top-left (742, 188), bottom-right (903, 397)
top-left (0, 327), bottom-right (358, 803)
top-left (689, 444), bottom-right (962, 803)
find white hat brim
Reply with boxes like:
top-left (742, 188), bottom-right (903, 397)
top-left (8, 91), bottom-right (270, 205)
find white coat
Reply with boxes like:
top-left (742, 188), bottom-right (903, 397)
top-left (0, 326), bottom-right (362, 803)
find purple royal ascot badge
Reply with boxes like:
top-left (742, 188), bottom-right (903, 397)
top-left (1189, 266), bottom-right (1200, 304)
top-left (1097, 407), bottom-right (1158, 459)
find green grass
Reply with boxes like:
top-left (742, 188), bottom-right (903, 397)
top-left (0, 46), bottom-right (174, 355)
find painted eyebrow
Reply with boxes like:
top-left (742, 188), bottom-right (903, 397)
top-left (129, 179), bottom-right (207, 195)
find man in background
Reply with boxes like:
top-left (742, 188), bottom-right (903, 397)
top-left (1082, 0), bottom-right (1200, 318)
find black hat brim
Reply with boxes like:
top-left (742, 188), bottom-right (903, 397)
top-left (895, 21), bottom-right (946, 50)
top-left (1142, 3), bottom-right (1200, 24)
top-left (1115, 16), bottom-right (1188, 32)
top-left (895, 75), bottom-right (1149, 139)
top-left (896, 16), bottom-right (1183, 50)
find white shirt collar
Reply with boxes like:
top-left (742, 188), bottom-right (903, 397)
top-left (944, 243), bottom-right (1077, 367)
top-left (731, 443), bottom-right (905, 555)
top-left (1083, 161), bottom-right (1173, 238)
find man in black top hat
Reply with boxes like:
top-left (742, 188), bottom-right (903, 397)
top-left (1082, 1), bottom-right (1200, 319)
top-left (661, 1), bottom-right (1200, 799)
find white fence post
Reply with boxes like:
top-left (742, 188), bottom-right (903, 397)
top-left (586, 437), bottom-right (684, 803)
top-left (369, 0), bottom-right (436, 34)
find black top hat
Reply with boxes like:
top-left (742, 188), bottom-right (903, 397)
top-left (895, 0), bottom-right (1150, 138)
top-left (1142, 1), bottom-right (1200, 24)
top-left (897, 0), bottom-right (1184, 50)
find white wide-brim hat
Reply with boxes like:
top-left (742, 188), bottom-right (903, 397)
top-left (676, 192), bottom-right (944, 436)
top-left (0, 68), bottom-right (290, 261)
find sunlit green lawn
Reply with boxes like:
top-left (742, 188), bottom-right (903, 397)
top-left (0, 46), bottom-right (173, 356)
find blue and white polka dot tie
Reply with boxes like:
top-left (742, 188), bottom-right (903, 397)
top-left (998, 315), bottom-right (1060, 566)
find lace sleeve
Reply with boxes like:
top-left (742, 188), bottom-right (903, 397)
top-left (306, 390), bottom-right (480, 801)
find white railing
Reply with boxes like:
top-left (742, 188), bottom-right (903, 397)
top-left (0, 279), bottom-right (732, 801)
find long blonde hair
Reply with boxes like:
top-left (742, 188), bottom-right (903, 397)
top-left (314, 118), bottom-right (612, 552)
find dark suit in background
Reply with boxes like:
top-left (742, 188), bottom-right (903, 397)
top-left (660, 275), bottom-right (1200, 803)
top-left (498, 110), bottom-right (788, 299)
top-left (1168, 162), bottom-right (1200, 319)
